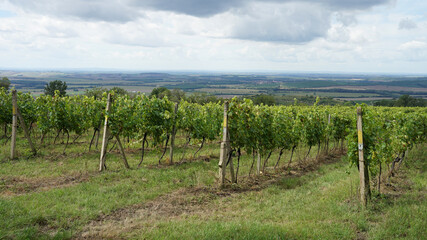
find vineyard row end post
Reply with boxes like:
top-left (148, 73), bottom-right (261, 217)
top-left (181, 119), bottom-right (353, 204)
top-left (219, 101), bottom-right (229, 187)
top-left (357, 107), bottom-right (370, 207)
top-left (99, 93), bottom-right (112, 172)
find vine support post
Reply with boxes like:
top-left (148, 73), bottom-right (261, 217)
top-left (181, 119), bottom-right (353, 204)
top-left (115, 135), bottom-right (130, 169)
top-left (257, 150), bottom-right (261, 175)
top-left (10, 90), bottom-right (17, 159)
top-left (99, 93), bottom-right (111, 172)
top-left (229, 151), bottom-right (236, 183)
top-left (357, 107), bottom-right (370, 207)
top-left (169, 102), bottom-right (179, 165)
top-left (13, 94), bottom-right (37, 156)
top-left (219, 101), bottom-right (229, 187)
top-left (326, 114), bottom-right (331, 155)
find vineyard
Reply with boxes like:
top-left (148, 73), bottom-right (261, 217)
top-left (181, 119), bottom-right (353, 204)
top-left (1, 89), bottom-right (426, 179)
top-left (1, 88), bottom-right (427, 239)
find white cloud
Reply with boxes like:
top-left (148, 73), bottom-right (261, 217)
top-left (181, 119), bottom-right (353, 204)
top-left (399, 41), bottom-right (427, 50)
top-left (0, 0), bottom-right (426, 73)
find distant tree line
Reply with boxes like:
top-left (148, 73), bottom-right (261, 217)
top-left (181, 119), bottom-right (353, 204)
top-left (44, 83), bottom-right (426, 107)
top-left (85, 86), bottom-right (224, 105)
top-left (373, 95), bottom-right (426, 107)
top-left (246, 94), bottom-right (349, 106)
top-left (83, 86), bottom-right (357, 106)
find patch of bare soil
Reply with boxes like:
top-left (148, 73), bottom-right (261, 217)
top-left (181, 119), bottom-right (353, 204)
top-left (0, 172), bottom-right (95, 196)
top-left (145, 154), bottom-right (218, 169)
top-left (76, 149), bottom-right (345, 239)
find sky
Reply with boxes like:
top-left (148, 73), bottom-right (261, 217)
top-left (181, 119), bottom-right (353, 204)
top-left (0, 0), bottom-right (426, 74)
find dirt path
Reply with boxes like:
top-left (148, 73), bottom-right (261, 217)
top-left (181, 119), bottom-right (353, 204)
top-left (76, 150), bottom-right (344, 239)
top-left (0, 172), bottom-right (95, 197)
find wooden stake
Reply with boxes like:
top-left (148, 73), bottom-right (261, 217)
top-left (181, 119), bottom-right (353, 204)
top-left (257, 150), bottom-right (261, 175)
top-left (219, 101), bottom-right (229, 187)
top-left (229, 150), bottom-right (235, 183)
top-left (169, 103), bottom-right (179, 165)
top-left (357, 107), bottom-right (370, 207)
top-left (115, 135), bottom-right (130, 169)
top-left (10, 90), bottom-right (17, 159)
top-left (16, 109), bottom-right (37, 156)
top-left (99, 93), bottom-right (111, 172)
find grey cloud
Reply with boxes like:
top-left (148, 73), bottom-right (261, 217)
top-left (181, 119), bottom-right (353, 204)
top-left (7, 0), bottom-right (141, 22)
top-left (130, 0), bottom-right (244, 17)
top-left (399, 18), bottom-right (417, 30)
top-left (8, 0), bottom-right (393, 19)
top-left (133, 0), bottom-right (392, 17)
top-left (6, 0), bottom-right (393, 45)
top-left (315, 0), bottom-right (392, 10)
top-left (334, 13), bottom-right (357, 26)
top-left (231, 3), bottom-right (331, 43)
top-left (135, 0), bottom-right (392, 17)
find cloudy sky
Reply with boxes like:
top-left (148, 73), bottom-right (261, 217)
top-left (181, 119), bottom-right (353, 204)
top-left (0, 0), bottom-right (426, 73)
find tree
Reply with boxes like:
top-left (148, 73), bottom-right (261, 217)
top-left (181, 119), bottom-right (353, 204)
top-left (374, 95), bottom-right (426, 107)
top-left (187, 92), bottom-right (221, 104)
top-left (0, 77), bottom-right (11, 90)
top-left (150, 87), bottom-right (171, 99)
top-left (110, 87), bottom-right (128, 96)
top-left (44, 80), bottom-right (67, 97)
top-left (252, 94), bottom-right (275, 106)
top-left (169, 89), bottom-right (186, 102)
top-left (85, 87), bottom-right (108, 99)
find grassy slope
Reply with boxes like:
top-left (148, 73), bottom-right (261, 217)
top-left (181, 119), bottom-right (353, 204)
top-left (126, 145), bottom-right (426, 240)
top-left (0, 132), bottom-right (425, 239)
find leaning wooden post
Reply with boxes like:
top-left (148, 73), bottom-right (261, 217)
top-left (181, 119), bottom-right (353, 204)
top-left (219, 101), bottom-right (229, 187)
top-left (10, 90), bottom-right (18, 159)
top-left (229, 149), bottom-right (236, 183)
top-left (12, 92), bottom-right (37, 156)
top-left (99, 93), bottom-right (112, 172)
top-left (357, 107), bottom-right (370, 207)
top-left (16, 108), bottom-right (37, 156)
top-left (115, 135), bottom-right (130, 169)
top-left (169, 103), bottom-right (179, 165)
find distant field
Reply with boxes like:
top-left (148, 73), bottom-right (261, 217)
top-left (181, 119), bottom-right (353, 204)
top-left (316, 85), bottom-right (427, 92)
top-left (3, 70), bottom-right (427, 102)
top-left (280, 91), bottom-right (381, 98)
top-left (197, 88), bottom-right (262, 95)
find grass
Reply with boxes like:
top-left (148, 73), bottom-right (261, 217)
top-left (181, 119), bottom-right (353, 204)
top-left (0, 131), bottom-right (425, 239)
top-left (367, 144), bottom-right (427, 240)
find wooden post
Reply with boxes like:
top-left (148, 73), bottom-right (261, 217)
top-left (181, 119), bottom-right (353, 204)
top-left (219, 101), bottom-right (229, 187)
top-left (11, 90), bottom-right (36, 156)
top-left (99, 93), bottom-right (112, 172)
top-left (169, 103), bottom-right (179, 165)
top-left (229, 151), bottom-right (236, 183)
top-left (10, 90), bottom-right (17, 159)
top-left (257, 150), bottom-right (261, 175)
top-left (326, 114), bottom-right (331, 155)
top-left (16, 108), bottom-right (37, 156)
top-left (115, 135), bottom-right (130, 169)
top-left (357, 107), bottom-right (370, 207)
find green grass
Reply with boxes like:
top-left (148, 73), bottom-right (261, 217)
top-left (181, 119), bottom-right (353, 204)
top-left (367, 145), bottom-right (427, 240)
top-left (0, 132), bottom-right (425, 239)
top-left (124, 159), bottom-right (361, 239)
